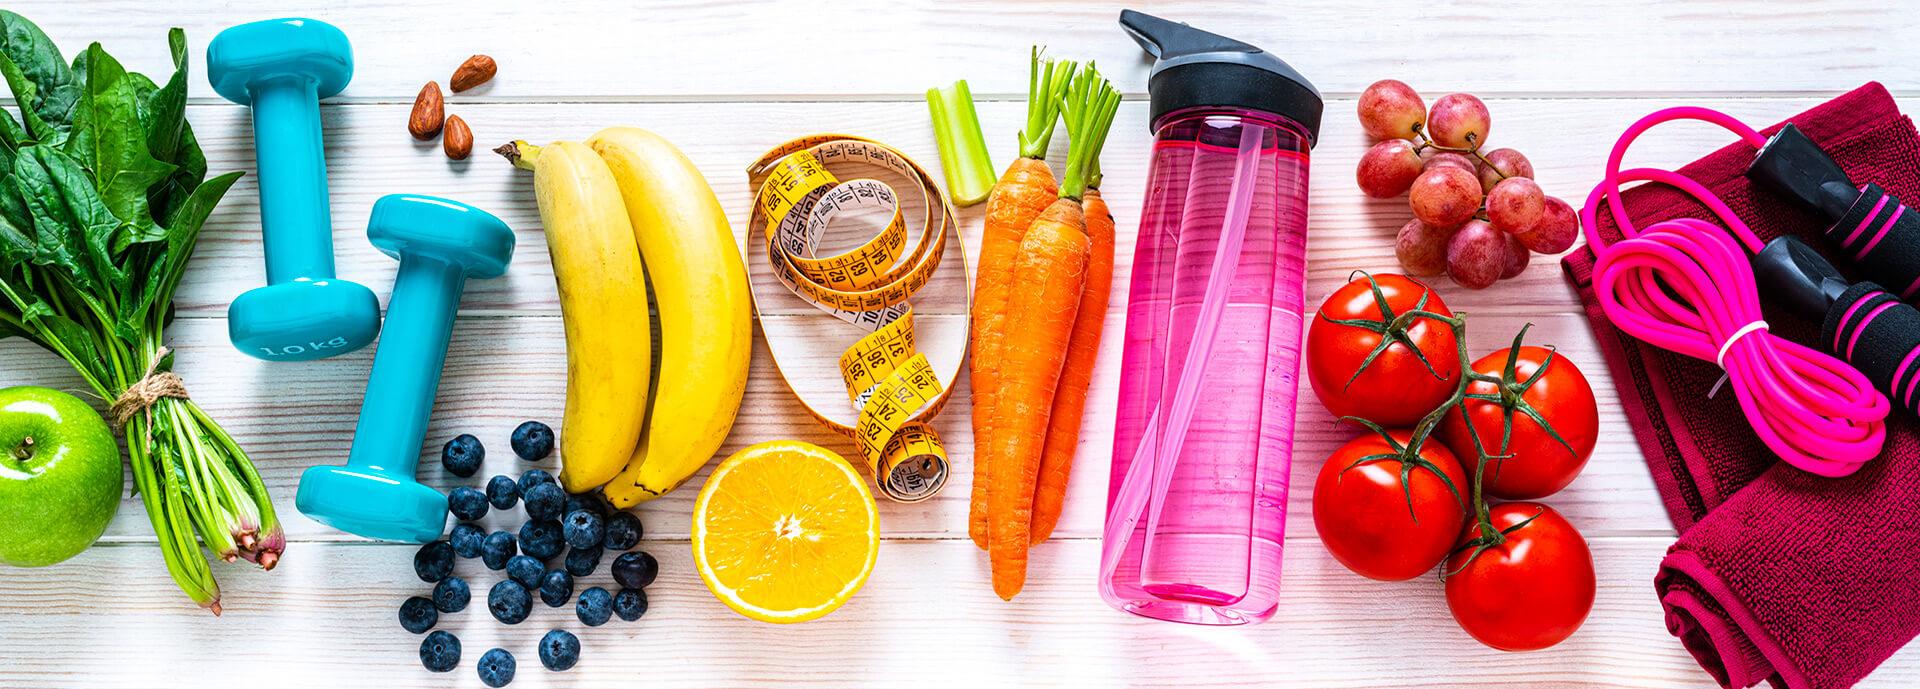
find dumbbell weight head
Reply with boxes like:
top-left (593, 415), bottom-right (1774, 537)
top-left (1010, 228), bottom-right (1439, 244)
top-left (228, 280), bottom-right (381, 362)
top-left (207, 18), bottom-right (352, 104)
top-left (367, 195), bottom-right (517, 280)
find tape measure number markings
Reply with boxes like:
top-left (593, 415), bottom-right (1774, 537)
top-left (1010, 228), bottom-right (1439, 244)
top-left (746, 135), bottom-right (970, 502)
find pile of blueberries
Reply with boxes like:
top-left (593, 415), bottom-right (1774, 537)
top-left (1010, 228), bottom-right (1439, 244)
top-left (402, 421), bottom-right (661, 687)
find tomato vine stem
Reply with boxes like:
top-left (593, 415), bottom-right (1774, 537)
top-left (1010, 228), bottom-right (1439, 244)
top-left (1329, 273), bottom-right (1569, 581)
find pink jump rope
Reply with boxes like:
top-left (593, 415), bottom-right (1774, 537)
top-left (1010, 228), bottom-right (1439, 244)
top-left (1578, 106), bottom-right (1920, 476)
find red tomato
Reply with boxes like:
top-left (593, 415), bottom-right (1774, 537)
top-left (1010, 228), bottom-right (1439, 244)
top-left (1307, 274), bottom-right (1460, 427)
top-left (1312, 430), bottom-right (1470, 582)
top-left (1440, 346), bottom-right (1598, 499)
top-left (1443, 503), bottom-right (1596, 652)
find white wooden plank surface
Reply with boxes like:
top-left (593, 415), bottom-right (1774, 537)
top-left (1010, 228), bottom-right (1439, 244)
top-left (1, 1), bottom-right (1916, 687)
top-left (20, 1), bottom-right (1920, 98)
top-left (11, 538), bottom-right (1919, 689)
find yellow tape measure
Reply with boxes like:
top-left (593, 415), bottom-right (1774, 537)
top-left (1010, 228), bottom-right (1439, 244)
top-left (746, 134), bottom-right (969, 502)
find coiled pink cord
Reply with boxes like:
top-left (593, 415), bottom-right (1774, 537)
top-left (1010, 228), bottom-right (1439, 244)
top-left (1581, 106), bottom-right (1885, 476)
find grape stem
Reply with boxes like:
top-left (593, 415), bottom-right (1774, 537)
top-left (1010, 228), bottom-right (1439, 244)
top-left (1410, 128), bottom-right (1510, 184)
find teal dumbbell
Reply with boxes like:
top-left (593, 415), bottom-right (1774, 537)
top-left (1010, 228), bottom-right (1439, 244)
top-left (208, 18), bottom-right (379, 361)
top-left (296, 195), bottom-right (515, 542)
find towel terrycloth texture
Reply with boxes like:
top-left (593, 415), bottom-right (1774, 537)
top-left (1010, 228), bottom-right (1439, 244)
top-left (1561, 82), bottom-right (1920, 689)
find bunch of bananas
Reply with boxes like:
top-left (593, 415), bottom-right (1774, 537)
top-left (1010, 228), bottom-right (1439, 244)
top-left (501, 128), bottom-right (752, 507)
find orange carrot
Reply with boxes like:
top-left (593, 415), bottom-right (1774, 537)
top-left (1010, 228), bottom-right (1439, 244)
top-left (1029, 186), bottom-right (1114, 544)
top-left (969, 156), bottom-right (1055, 550)
top-left (969, 51), bottom-right (1075, 551)
top-left (988, 199), bottom-right (1088, 600)
top-left (984, 64), bottom-right (1122, 599)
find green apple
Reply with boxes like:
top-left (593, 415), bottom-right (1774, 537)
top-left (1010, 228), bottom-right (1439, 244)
top-left (0, 385), bottom-right (122, 567)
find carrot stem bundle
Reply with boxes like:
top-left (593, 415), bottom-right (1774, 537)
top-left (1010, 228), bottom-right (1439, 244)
top-left (981, 63), bottom-right (1123, 599)
top-left (969, 49), bottom-right (1076, 550)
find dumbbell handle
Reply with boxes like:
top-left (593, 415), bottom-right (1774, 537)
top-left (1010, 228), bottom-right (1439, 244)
top-left (343, 256), bottom-right (463, 477)
top-left (249, 74), bottom-right (338, 284)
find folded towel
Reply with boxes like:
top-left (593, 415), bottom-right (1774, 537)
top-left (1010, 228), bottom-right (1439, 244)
top-left (1562, 82), bottom-right (1920, 689)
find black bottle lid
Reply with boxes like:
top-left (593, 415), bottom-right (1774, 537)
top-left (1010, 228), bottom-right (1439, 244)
top-left (1119, 9), bottom-right (1323, 146)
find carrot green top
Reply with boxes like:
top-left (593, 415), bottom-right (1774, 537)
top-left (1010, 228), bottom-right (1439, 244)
top-left (1018, 47), bottom-right (1077, 160)
top-left (1056, 62), bottom-right (1122, 201)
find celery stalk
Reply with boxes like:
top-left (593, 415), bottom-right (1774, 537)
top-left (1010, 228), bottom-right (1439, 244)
top-left (926, 79), bottom-right (996, 207)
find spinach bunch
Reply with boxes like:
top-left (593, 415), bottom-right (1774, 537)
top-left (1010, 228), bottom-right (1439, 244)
top-left (0, 12), bottom-right (277, 614)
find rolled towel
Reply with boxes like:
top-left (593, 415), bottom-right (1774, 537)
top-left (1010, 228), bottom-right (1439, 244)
top-left (1563, 81), bottom-right (1920, 689)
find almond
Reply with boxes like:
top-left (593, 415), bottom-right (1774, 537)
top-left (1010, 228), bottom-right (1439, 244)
top-left (450, 55), bottom-right (497, 93)
top-left (443, 115), bottom-right (473, 160)
top-left (408, 81), bottom-right (444, 140)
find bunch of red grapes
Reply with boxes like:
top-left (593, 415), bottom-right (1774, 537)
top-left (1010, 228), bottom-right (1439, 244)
top-left (1355, 80), bottom-right (1581, 289)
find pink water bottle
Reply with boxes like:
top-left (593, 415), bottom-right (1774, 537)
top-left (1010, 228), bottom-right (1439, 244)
top-left (1100, 10), bottom-right (1322, 625)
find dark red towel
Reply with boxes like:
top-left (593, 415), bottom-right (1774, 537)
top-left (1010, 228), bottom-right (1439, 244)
top-left (1562, 82), bottom-right (1920, 689)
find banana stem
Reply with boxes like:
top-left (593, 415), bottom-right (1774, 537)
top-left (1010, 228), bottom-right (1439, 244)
top-left (495, 140), bottom-right (542, 170)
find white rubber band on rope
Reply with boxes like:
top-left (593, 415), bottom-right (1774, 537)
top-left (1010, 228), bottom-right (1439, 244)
top-left (1717, 320), bottom-right (1771, 369)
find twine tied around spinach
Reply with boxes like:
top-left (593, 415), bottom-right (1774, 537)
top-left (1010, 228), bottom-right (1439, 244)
top-left (110, 347), bottom-right (190, 428)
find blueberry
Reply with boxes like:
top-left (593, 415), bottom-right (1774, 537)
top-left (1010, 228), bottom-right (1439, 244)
top-left (511, 421), bottom-right (555, 461)
top-left (576, 586), bottom-right (613, 626)
top-left (450, 523), bottom-right (486, 559)
top-left (538, 629), bottom-right (581, 671)
top-left (419, 630), bottom-right (461, 673)
top-left (563, 510), bottom-right (605, 550)
top-left (540, 569), bottom-right (574, 607)
top-left (486, 475), bottom-right (520, 510)
top-left (613, 587), bottom-right (648, 621)
top-left (506, 555), bottom-right (544, 589)
top-left (414, 541), bottom-right (454, 583)
top-left (519, 520), bottom-right (565, 561)
top-left (603, 511), bottom-right (643, 551)
top-left (565, 492), bottom-right (609, 519)
top-left (518, 468), bottom-right (556, 494)
top-left (399, 596), bottom-right (438, 633)
top-left (523, 482), bottom-right (564, 522)
top-left (478, 648), bottom-right (516, 687)
top-left (448, 487), bottom-right (489, 522)
top-left (565, 545), bottom-right (602, 577)
top-left (610, 551), bottom-right (658, 589)
top-left (433, 576), bottom-right (471, 613)
top-left (481, 531), bottom-right (517, 570)
top-left (441, 434), bottom-right (484, 477)
top-left (488, 579), bottom-right (532, 624)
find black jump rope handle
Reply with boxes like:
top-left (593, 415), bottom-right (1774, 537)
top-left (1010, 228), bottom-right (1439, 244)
top-left (1747, 124), bottom-right (1920, 411)
top-left (1824, 282), bottom-right (1920, 411)
top-left (1751, 123), bottom-right (1920, 297)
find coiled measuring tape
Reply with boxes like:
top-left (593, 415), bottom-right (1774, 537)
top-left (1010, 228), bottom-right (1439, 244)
top-left (746, 134), bottom-right (969, 502)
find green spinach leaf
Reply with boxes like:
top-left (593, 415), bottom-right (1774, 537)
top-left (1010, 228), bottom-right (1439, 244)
top-left (13, 148), bottom-right (83, 278)
top-left (0, 11), bottom-right (76, 142)
top-left (66, 42), bottom-right (174, 246)
top-left (142, 170), bottom-right (240, 319)
top-left (144, 29), bottom-right (187, 168)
